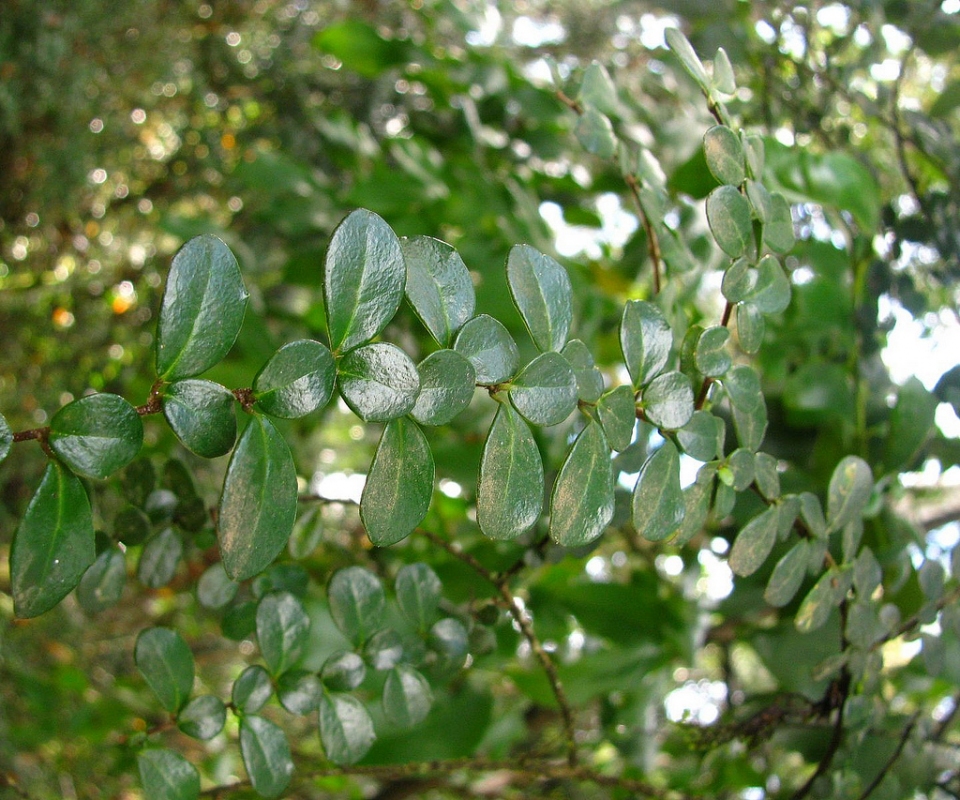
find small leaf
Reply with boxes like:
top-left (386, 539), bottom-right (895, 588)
top-left (550, 421), bottom-right (615, 547)
top-left (138, 528), bottom-right (183, 589)
top-left (706, 185), bottom-right (753, 257)
top-left (632, 441), bottom-right (685, 542)
top-left (11, 461), bottom-right (95, 618)
top-left (360, 418), bottom-right (434, 546)
top-left (764, 192), bottom-right (796, 253)
top-left (240, 715), bottom-right (294, 799)
top-left (197, 563), bottom-right (239, 609)
top-left (796, 568), bottom-right (848, 633)
top-left (321, 651), bottom-right (367, 691)
top-left (135, 627), bottom-right (195, 713)
top-left (729, 506), bottom-right (779, 577)
top-left (742, 133), bottom-right (765, 178)
top-left (178, 695), bottom-right (226, 741)
top-left (726, 448), bottom-right (755, 492)
top-left (754, 451), bottom-right (780, 499)
top-left (163, 379), bottom-right (237, 458)
top-left (506, 245), bottom-right (573, 353)
top-left (218, 415), bottom-right (298, 581)
top-left (579, 61), bottom-right (619, 116)
top-left (395, 563), bottom-right (442, 631)
top-left (575, 108), bottom-right (617, 158)
top-left (363, 628), bottom-right (405, 671)
top-left (703, 126), bottom-right (745, 186)
top-left (562, 340), bottom-right (604, 403)
top-left (620, 300), bottom-right (672, 387)
top-left (253, 339), bottom-right (336, 419)
top-left (328, 566), bottom-right (386, 646)
top-left (919, 559), bottom-right (946, 601)
top-left (853, 547), bottom-right (882, 597)
top-left (642, 371), bottom-right (694, 430)
top-left (0, 412), bottom-right (11, 463)
top-left (746, 179), bottom-right (772, 222)
top-left (324, 209), bottom-right (405, 353)
top-left (138, 748), bottom-right (200, 800)
top-left (49, 393), bottom-right (143, 480)
top-left (826, 456), bottom-right (873, 534)
top-left (731, 400), bottom-right (767, 452)
top-left (509, 352), bottom-right (578, 427)
top-left (453, 314), bottom-right (520, 385)
top-left (747, 255), bottom-right (791, 314)
top-left (677, 411), bottom-right (723, 461)
top-left (257, 591), bottom-right (310, 676)
top-left (694, 326), bottom-right (731, 377)
top-left (665, 27), bottom-right (709, 90)
top-left (402, 236), bottom-right (475, 347)
top-left (883, 377), bottom-right (938, 472)
top-left (411, 349), bottom-right (476, 426)
top-left (77, 546), bottom-right (126, 614)
top-left (156, 234), bottom-right (248, 380)
top-left (338, 342), bottom-right (421, 422)
top-left (383, 665), bottom-right (433, 728)
top-left (277, 670), bottom-right (322, 715)
top-left (675, 465), bottom-right (715, 546)
top-left (597, 385), bottom-right (636, 451)
top-left (222, 601), bottom-right (258, 642)
top-left (712, 47), bottom-right (736, 94)
top-left (319, 692), bottom-right (376, 765)
top-left (721, 258), bottom-right (756, 303)
top-left (764, 540), bottom-right (810, 607)
top-left (725, 365), bottom-right (764, 412)
top-left (736, 302), bottom-right (764, 354)
top-left (232, 665), bottom-right (273, 714)
top-left (429, 617), bottom-right (470, 669)
top-left (477, 404), bottom-right (543, 541)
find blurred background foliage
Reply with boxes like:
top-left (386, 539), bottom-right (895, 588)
top-left (1, 0), bottom-right (960, 798)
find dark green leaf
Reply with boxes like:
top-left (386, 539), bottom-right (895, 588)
top-left (642, 371), bottom-right (694, 430)
top-left (218, 415), bottom-right (298, 581)
top-left (178, 695), bottom-right (226, 741)
top-left (383, 665), bottom-right (433, 728)
top-left (677, 411), bottom-right (724, 461)
top-left (395, 563), bottom-right (442, 631)
top-left (675, 464), bottom-right (715, 546)
top-left (253, 339), bottom-right (336, 419)
top-left (77, 546), bottom-right (126, 613)
top-left (363, 628), bottom-right (405, 670)
top-left (754, 452), bottom-right (780, 499)
top-left (197, 563), bottom-right (238, 609)
top-left (252, 563), bottom-right (309, 599)
top-left (796, 568), bottom-right (848, 633)
top-left (11, 461), bottom-right (95, 618)
top-left (137, 748), bottom-right (200, 800)
top-left (729, 506), bottom-right (779, 576)
top-left (319, 692), bottom-right (376, 765)
top-left (562, 340), bottom-right (604, 403)
top-left (135, 627), bottom-right (195, 713)
top-left (453, 314), bottom-right (520, 385)
top-left (222, 601), bottom-right (258, 642)
top-left (575, 107), bottom-right (617, 158)
top-left (693, 326), bottom-right (731, 377)
top-left (240, 715), bottom-right (293, 799)
top-left (162, 379), bottom-right (236, 458)
top-left (725, 365), bottom-right (764, 412)
top-left (49, 393), bottom-right (143, 480)
top-left (883, 377), bottom-right (938, 472)
top-left (337, 342), bottom-right (420, 422)
top-left (597, 385), bottom-right (636, 452)
top-left (156, 234), bottom-right (248, 381)
top-left (288, 506), bottom-right (325, 560)
top-left (665, 27), bottom-right (709, 90)
top-left (764, 540), bottom-right (810, 607)
top-left (506, 245), bottom-right (573, 353)
top-left (411, 349), bottom-right (476, 426)
top-left (579, 61), bottom-right (619, 115)
top-left (509, 352), bottom-right (578, 427)
top-left (138, 528), bottom-right (183, 589)
top-left (826, 456), bottom-right (873, 534)
top-left (477, 404), bottom-right (543, 541)
top-left (361, 418), bottom-right (434, 546)
top-left (747, 255), bottom-right (791, 314)
top-left (233, 665), bottom-right (273, 714)
top-left (706, 185), bottom-right (753, 257)
top-left (429, 617), bottom-right (469, 669)
top-left (620, 300), bottom-right (672, 387)
top-left (122, 458), bottom-right (156, 508)
top-left (277, 670), bottom-right (322, 715)
top-left (725, 448), bottom-right (756, 492)
top-left (0, 412), bottom-right (10, 463)
top-left (632, 441), bottom-right (685, 542)
top-left (402, 236), bottom-right (475, 347)
top-left (321, 651), bottom-right (367, 691)
top-left (257, 591), bottom-right (310, 676)
top-left (736, 302), bottom-right (764, 354)
top-left (312, 20), bottom-right (407, 78)
top-left (328, 566), bottom-right (386, 646)
top-left (550, 422), bottom-right (614, 546)
top-left (703, 125), bottom-right (745, 186)
top-left (324, 209), bottom-right (404, 353)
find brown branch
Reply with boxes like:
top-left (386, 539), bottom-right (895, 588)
top-left (12, 427), bottom-right (47, 444)
top-left (871, 585), bottom-right (960, 651)
top-left (790, 669), bottom-right (851, 800)
top-left (856, 713), bottom-right (919, 800)
top-left (624, 173), bottom-right (663, 294)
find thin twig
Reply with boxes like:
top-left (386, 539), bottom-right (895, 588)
top-left (624, 173), bottom-right (663, 294)
top-left (790, 670), bottom-right (851, 800)
top-left (933, 691), bottom-right (960, 741)
top-left (856, 713), bottom-right (919, 800)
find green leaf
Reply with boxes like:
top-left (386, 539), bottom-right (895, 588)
top-left (725, 448), bottom-right (755, 492)
top-left (402, 236), bottom-right (475, 347)
top-left (746, 179), bottom-right (773, 222)
top-left (729, 506), bottom-right (779, 577)
top-left (550, 421), bottom-right (615, 546)
top-left (321, 651), bottom-right (367, 691)
top-left (506, 244), bottom-right (573, 353)
top-left (677, 411), bottom-right (724, 461)
top-left (429, 617), bottom-right (470, 669)
top-left (288, 506), bottom-right (325, 560)
top-left (360, 418), bottom-right (434, 546)
top-left (477, 404), bottom-right (543, 541)
top-left (178, 694), bottom-right (226, 741)
top-left (562, 340), bottom-right (604, 403)
top-left (764, 192), bottom-right (796, 253)
top-left (579, 61), bottom-right (619, 116)
top-left (48, 393), bottom-right (143, 480)
top-left (736, 302), bottom-right (764, 354)
top-left (642, 371), bottom-right (694, 430)
top-left (826, 456), bottom-right (873, 534)
top-left (665, 27), bottom-right (709, 90)
top-left (575, 107), bottom-right (617, 158)
top-left (703, 126), bottom-right (745, 186)
top-left (395, 563), bottom-right (442, 631)
top-left (76, 546), bottom-right (126, 614)
top-left (319, 692), bottom-right (376, 765)
top-left (277, 670), bottom-right (322, 715)
top-left (693, 326), bottom-right (731, 377)
top-left (383, 665), bottom-right (433, 728)
top-left (162, 379), bottom-right (236, 458)
top-left (453, 314), bottom-right (520, 385)
top-left (253, 339), bottom-right (336, 419)
top-left (754, 451), bottom-right (780, 499)
top-left (712, 47), bottom-right (736, 94)
top-left (311, 20), bottom-right (408, 78)
top-left (11, 461), bottom-right (95, 618)
top-left (0, 412), bottom-right (11, 464)
top-left (764, 540), bottom-right (810, 607)
top-left (138, 528), bottom-right (183, 589)
top-left (363, 628), bottom-right (405, 671)
top-left (620, 300), bottom-right (672, 387)
top-left (240, 715), bottom-right (293, 799)
top-left (632, 441), bottom-right (685, 542)
top-left (597, 385), bottom-right (636, 451)
top-left (918, 559), bottom-right (945, 601)
top-left (883, 377), bottom-right (938, 472)
top-left (324, 209), bottom-right (405, 353)
top-left (742, 133), bottom-right (765, 179)
top-left (675, 464), bottom-right (715, 546)
top-left (232, 665), bottom-right (273, 714)
top-left (747, 255), bottom-right (791, 314)
top-left (155, 234), bottom-right (248, 381)
top-left (135, 627), bottom-right (195, 713)
top-left (411, 349), bottom-right (475, 426)
top-left (337, 342), bottom-right (421, 422)
top-left (257, 591), bottom-right (310, 676)
top-left (197, 563), bottom-right (239, 609)
top-left (509, 352), bottom-right (578, 427)
top-left (725, 364), bottom-right (764, 412)
top-left (138, 748), bottom-right (200, 800)
top-left (328, 566), bottom-right (386, 646)
top-left (222, 601), bottom-right (258, 642)
top-left (218, 415), bottom-right (298, 581)
top-left (706, 185), bottom-right (753, 257)
top-left (721, 258), bottom-right (756, 303)
top-left (796, 568), bottom-right (848, 633)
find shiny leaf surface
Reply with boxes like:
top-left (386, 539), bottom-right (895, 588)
top-left (411, 349), bottom-right (475, 426)
top-left (403, 236), bottom-right (475, 347)
top-left (162, 379), bottom-right (236, 458)
top-left (508, 351), bottom-right (578, 427)
top-left (620, 300), bottom-right (672, 387)
top-left (137, 527), bottom-right (183, 589)
top-left (706, 185), bottom-right (753, 257)
top-left (597, 385), bottom-right (636, 451)
top-left (49, 393), bottom-right (143, 480)
top-left (395, 563), bottom-right (442, 631)
top-left (338, 342), bottom-right (420, 422)
top-left (703, 125), bottom-right (745, 186)
top-left (453, 314), bottom-right (520, 385)
top-left (137, 748), bottom-right (200, 800)
top-left (632, 441), bottom-right (685, 542)
top-left (562, 339), bottom-right (604, 403)
top-left (383, 665), bottom-right (433, 728)
top-left (642, 370), bottom-right (694, 430)
top-left (253, 339), bottom-right (336, 419)
top-left (319, 692), bottom-right (376, 765)
top-left (240, 715), bottom-right (293, 799)
top-left (76, 546), bottom-right (126, 613)
top-left (550, 421), bottom-right (615, 546)
top-left (328, 566), bottom-right (386, 645)
top-left (135, 627), bottom-right (195, 713)
top-left (506, 244), bottom-right (572, 352)
top-left (232, 665), bottom-right (273, 714)
top-left (257, 591), bottom-right (310, 676)
top-left (178, 695), bottom-right (226, 741)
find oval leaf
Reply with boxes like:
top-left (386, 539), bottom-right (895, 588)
top-left (747, 255), bottom-right (791, 314)
top-left (253, 339), bottom-right (336, 419)
top-left (178, 694), bottom-right (226, 741)
top-left (620, 300), bottom-right (672, 388)
top-left (328, 566), bottom-right (386, 646)
top-left (257, 591), bottom-right (310, 676)
top-left (796, 568), bottom-right (847, 633)
top-left (0, 412), bottom-right (11, 464)
top-left (77, 546), bottom-right (126, 614)
top-left (395, 563), bottom-right (443, 631)
top-left (764, 192), bottom-right (796, 253)
top-left (508, 352), bottom-right (578, 427)
top-left (453, 314), bottom-right (520, 385)
top-left (721, 258), bottom-right (756, 303)
top-left (383, 665), bottom-right (433, 728)
top-left (402, 236), bottom-right (475, 347)
top-left (736, 301), bottom-right (765, 354)
top-left (319, 692), bottom-right (376, 765)
top-left (706, 185), bottom-right (753, 257)
top-left (575, 107), bottom-right (617, 158)
top-left (49, 393), bottom-right (143, 480)
top-left (277, 670), bottom-right (322, 715)
top-left (694, 326), bottom-right (732, 377)
top-left (321, 651), bottom-right (367, 692)
top-left (579, 61), bottom-right (619, 115)
top-left (233, 664), bottom-right (273, 714)
top-left (597, 385), bottom-right (636, 452)
top-left (562, 339), bottom-right (604, 403)
top-left (666, 27), bottom-right (709, 89)
top-left (240, 715), bottom-right (293, 799)
top-left (163, 379), bottom-right (236, 458)
top-left (764, 540), bottom-right (811, 607)
top-left (729, 506), bottom-right (779, 577)
top-left (137, 748), bottom-right (200, 800)
top-left (642, 371), bottom-right (694, 430)
top-left (506, 245), bottom-right (573, 353)
top-left (677, 410), bottom-right (724, 461)
top-left (135, 627), bottom-right (195, 713)
top-left (632, 441), bottom-right (685, 542)
top-left (411, 349), bottom-right (476, 426)
top-left (338, 342), bottom-right (420, 422)
top-left (703, 125), bottom-right (745, 186)
top-left (197, 562), bottom-right (239, 609)
top-left (827, 455), bottom-right (873, 534)
top-left (138, 527), bottom-right (183, 589)
top-left (550, 422), bottom-right (615, 546)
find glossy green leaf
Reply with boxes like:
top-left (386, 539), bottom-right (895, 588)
top-left (597, 385), bottom-right (636, 451)
top-left (477, 404), bottom-right (543, 541)
top-left (76, 546), bottom-right (126, 614)
top-left (240, 715), bottom-right (293, 799)
top-left (453, 314), bottom-right (520, 385)
top-left (288, 506), bottom-right (325, 560)
top-left (253, 339), bottom-right (336, 419)
top-left (754, 452), bottom-right (780, 499)
top-left (337, 342), bottom-right (420, 422)
top-left (632, 441), bottom-right (685, 542)
top-left (321, 651), bottom-right (367, 691)
top-left (736, 302), bottom-right (764, 354)
top-left (138, 528), bottom-right (183, 589)
top-left (747, 255), bottom-right (791, 314)
top-left (361, 418), bottom-right (434, 546)
top-left (411, 349), bottom-right (476, 426)
top-left (138, 748), bottom-right (200, 800)
top-left (509, 352), bottom-right (578, 427)
top-left (675, 464), bottom-right (715, 546)
top-left (162, 379), bottom-right (236, 458)
top-left (562, 340), bottom-right (604, 403)
top-left (742, 133), bottom-right (765, 179)
top-left (222, 601), bottom-right (258, 642)
top-left (706, 185), bottom-right (753, 258)
top-left (764, 540), bottom-right (810, 607)
top-left (746, 179), bottom-right (773, 222)
top-left (218, 415), bottom-right (298, 581)
top-left (677, 411), bottom-right (724, 461)
top-left (725, 448), bottom-right (755, 492)
top-left (197, 563), bottom-right (238, 609)
top-left (328, 566), bottom-right (386, 645)
top-left (277, 670), bottom-right (322, 715)
top-left (506, 244), bottom-right (573, 353)
top-left (764, 192), bottom-right (796, 253)
top-left (826, 456), bottom-right (873, 534)
top-left (579, 61), bottom-right (619, 115)
top-left (725, 364), bottom-right (764, 411)
top-left (402, 236), bottom-right (475, 347)
top-left (721, 258), bottom-right (756, 303)
top-left (319, 692), bottom-right (376, 765)
top-left (694, 326), bottom-right (731, 377)
top-left (712, 47), bottom-right (736, 94)
top-left (324, 209), bottom-right (405, 353)
top-left (620, 300), bottom-right (672, 387)
top-left (550, 421), bottom-right (615, 546)
top-left (383, 665), bottom-right (433, 728)
top-left (395, 563), bottom-right (442, 631)
top-left (257, 591), bottom-right (310, 676)
top-left (233, 665), bottom-right (273, 714)
top-left (665, 27), bottom-right (709, 90)
top-left (429, 617), bottom-right (470, 669)
top-left (311, 20), bottom-right (408, 78)
top-left (49, 393), bottom-right (143, 480)
top-left (642, 371), bottom-right (694, 430)
top-left (11, 461), bottom-right (95, 618)
top-left (796, 568), bottom-right (848, 633)
top-left (729, 506), bottom-right (779, 577)
top-left (155, 235), bottom-right (247, 380)
top-left (135, 627), bottom-right (195, 713)
top-left (363, 628), bottom-right (405, 670)
top-left (575, 107), bottom-right (617, 159)
top-left (883, 377), bottom-right (938, 472)
top-left (178, 694), bottom-right (226, 741)
top-left (0, 412), bottom-right (11, 464)
top-left (703, 125), bottom-right (745, 186)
